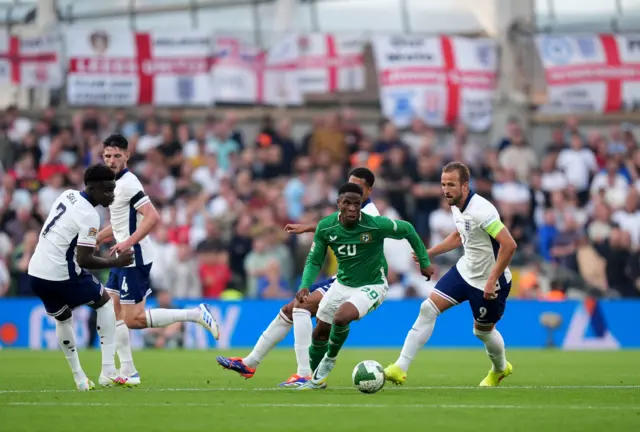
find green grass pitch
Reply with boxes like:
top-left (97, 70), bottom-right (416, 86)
top-left (1, 349), bottom-right (639, 431)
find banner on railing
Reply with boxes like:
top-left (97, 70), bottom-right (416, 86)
top-left (536, 34), bottom-right (640, 113)
top-left (65, 28), bottom-right (213, 106)
top-left (0, 32), bottom-right (62, 88)
top-left (297, 33), bottom-right (366, 94)
top-left (373, 35), bottom-right (497, 130)
top-left (0, 298), bottom-right (638, 350)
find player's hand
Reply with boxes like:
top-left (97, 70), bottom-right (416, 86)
top-left (483, 280), bottom-right (498, 300)
top-left (114, 249), bottom-right (134, 267)
top-left (285, 224), bottom-right (307, 234)
top-left (295, 288), bottom-right (310, 303)
top-left (420, 265), bottom-right (435, 281)
top-left (110, 240), bottom-right (134, 256)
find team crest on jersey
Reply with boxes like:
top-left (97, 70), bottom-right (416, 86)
top-left (88, 228), bottom-right (98, 239)
top-left (463, 216), bottom-right (472, 233)
top-left (360, 232), bottom-right (372, 243)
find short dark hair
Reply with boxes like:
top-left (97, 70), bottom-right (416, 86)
top-left (442, 162), bottom-right (470, 184)
top-left (103, 133), bottom-right (129, 150)
top-left (84, 164), bottom-right (116, 184)
top-left (349, 167), bottom-right (375, 187)
top-left (338, 182), bottom-right (363, 196)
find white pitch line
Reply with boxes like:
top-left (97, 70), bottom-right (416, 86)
top-left (1, 385), bottom-right (640, 394)
top-left (4, 401), bottom-right (639, 411)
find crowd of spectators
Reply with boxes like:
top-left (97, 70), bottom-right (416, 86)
top-left (0, 105), bottom-right (639, 301)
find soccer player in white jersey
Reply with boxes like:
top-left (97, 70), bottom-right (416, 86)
top-left (385, 162), bottom-right (518, 387)
top-left (28, 164), bottom-right (135, 390)
top-left (217, 168), bottom-right (391, 387)
top-left (98, 133), bottom-right (219, 386)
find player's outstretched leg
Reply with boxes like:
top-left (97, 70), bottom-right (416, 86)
top-left (282, 290), bottom-right (324, 387)
top-left (474, 325), bottom-right (512, 386)
top-left (299, 300), bottom-right (360, 391)
top-left (217, 303), bottom-right (293, 379)
top-left (94, 295), bottom-right (126, 387)
top-left (142, 303), bottom-right (219, 338)
top-left (54, 311), bottom-right (94, 391)
top-left (106, 271), bottom-right (140, 383)
top-left (385, 293), bottom-right (453, 385)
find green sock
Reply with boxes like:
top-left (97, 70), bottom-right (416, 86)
top-left (309, 339), bottom-right (328, 371)
top-left (327, 324), bottom-right (350, 359)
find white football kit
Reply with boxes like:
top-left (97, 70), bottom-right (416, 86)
top-left (28, 190), bottom-right (100, 281)
top-left (105, 169), bottom-right (155, 304)
top-left (28, 190), bottom-right (105, 317)
top-left (451, 192), bottom-right (512, 290)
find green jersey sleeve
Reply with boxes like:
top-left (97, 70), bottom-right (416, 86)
top-left (377, 216), bottom-right (431, 268)
top-left (299, 222), bottom-right (329, 290)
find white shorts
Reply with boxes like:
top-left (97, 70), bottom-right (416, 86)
top-left (316, 280), bottom-right (387, 324)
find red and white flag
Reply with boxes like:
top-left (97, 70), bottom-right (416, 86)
top-left (211, 34), bottom-right (302, 106)
top-left (297, 33), bottom-right (366, 93)
top-left (211, 36), bottom-right (262, 104)
top-left (536, 34), bottom-right (640, 113)
top-left (373, 35), bottom-right (497, 131)
top-left (0, 32), bottom-right (61, 88)
top-left (65, 27), bottom-right (213, 106)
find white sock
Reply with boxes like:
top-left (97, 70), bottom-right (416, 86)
top-left (395, 299), bottom-right (439, 372)
top-left (474, 328), bottom-right (507, 372)
top-left (145, 308), bottom-right (199, 328)
top-left (55, 316), bottom-right (86, 384)
top-left (292, 308), bottom-right (312, 376)
top-left (244, 311), bottom-right (292, 369)
top-left (115, 320), bottom-right (137, 376)
top-left (96, 299), bottom-right (117, 377)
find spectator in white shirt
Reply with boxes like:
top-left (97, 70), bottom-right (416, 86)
top-left (428, 198), bottom-right (457, 248)
top-left (136, 119), bottom-right (163, 155)
top-left (192, 153), bottom-right (227, 196)
top-left (556, 134), bottom-right (598, 205)
top-left (492, 168), bottom-right (531, 216)
top-left (590, 159), bottom-right (630, 210)
top-left (612, 190), bottom-right (640, 250)
top-left (498, 132), bottom-right (538, 184)
top-left (540, 154), bottom-right (568, 193)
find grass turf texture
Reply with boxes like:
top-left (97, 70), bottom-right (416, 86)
top-left (1, 349), bottom-right (639, 431)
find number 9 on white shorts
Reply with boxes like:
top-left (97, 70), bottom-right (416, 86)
top-left (316, 281), bottom-right (388, 324)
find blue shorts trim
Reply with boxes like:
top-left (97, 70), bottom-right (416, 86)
top-left (105, 263), bottom-right (153, 305)
top-left (433, 266), bottom-right (511, 324)
top-left (309, 276), bottom-right (335, 296)
top-left (30, 271), bottom-right (104, 317)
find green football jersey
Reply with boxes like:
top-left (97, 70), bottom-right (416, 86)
top-left (299, 212), bottom-right (430, 289)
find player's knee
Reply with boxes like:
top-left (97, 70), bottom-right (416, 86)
top-left (419, 299), bottom-right (439, 322)
top-left (312, 320), bottom-right (331, 341)
top-left (55, 309), bottom-right (72, 322)
top-left (473, 325), bottom-right (494, 338)
top-left (281, 301), bottom-right (294, 321)
top-left (293, 298), bottom-right (318, 316)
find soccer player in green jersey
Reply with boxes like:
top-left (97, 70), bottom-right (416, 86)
top-left (296, 182), bottom-right (435, 390)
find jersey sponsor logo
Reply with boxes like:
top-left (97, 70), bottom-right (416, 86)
top-left (88, 228), bottom-right (98, 239)
top-left (360, 232), bottom-right (372, 243)
top-left (329, 235), bottom-right (337, 242)
top-left (540, 36), bottom-right (573, 65)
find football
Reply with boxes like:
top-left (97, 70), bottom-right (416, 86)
top-left (352, 360), bottom-right (385, 393)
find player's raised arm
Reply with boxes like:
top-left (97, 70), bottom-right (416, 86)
top-left (378, 216), bottom-right (435, 280)
top-left (297, 223), bottom-right (329, 301)
top-left (284, 223), bottom-right (317, 234)
top-left (480, 212), bottom-right (517, 300)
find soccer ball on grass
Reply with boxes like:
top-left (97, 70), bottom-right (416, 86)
top-left (352, 360), bottom-right (385, 394)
